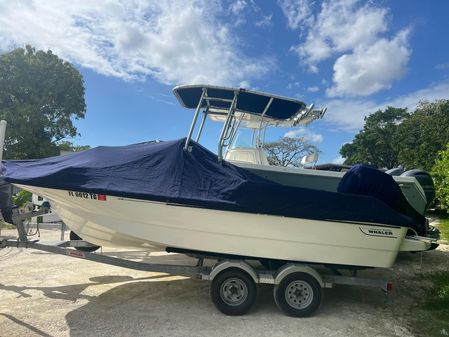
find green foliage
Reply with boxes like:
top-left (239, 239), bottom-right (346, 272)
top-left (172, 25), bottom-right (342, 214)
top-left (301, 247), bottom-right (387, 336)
top-left (340, 100), bottom-right (449, 171)
top-left (264, 137), bottom-right (319, 167)
top-left (431, 144), bottom-right (449, 212)
top-left (435, 214), bottom-right (449, 243)
top-left (411, 270), bottom-right (449, 336)
top-left (57, 141), bottom-right (90, 152)
top-left (397, 100), bottom-right (449, 171)
top-left (423, 271), bottom-right (449, 311)
top-left (340, 107), bottom-right (408, 168)
top-left (0, 221), bottom-right (14, 229)
top-left (0, 45), bottom-right (86, 159)
top-left (12, 190), bottom-right (32, 208)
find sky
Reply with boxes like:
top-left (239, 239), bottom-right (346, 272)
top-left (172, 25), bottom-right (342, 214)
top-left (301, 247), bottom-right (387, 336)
top-left (0, 0), bottom-right (449, 164)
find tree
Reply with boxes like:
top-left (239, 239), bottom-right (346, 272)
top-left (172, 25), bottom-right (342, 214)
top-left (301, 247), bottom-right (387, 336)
top-left (431, 143), bottom-right (449, 212)
top-left (396, 100), bottom-right (449, 171)
top-left (263, 137), bottom-right (319, 167)
top-left (340, 107), bottom-right (408, 169)
top-left (58, 141), bottom-right (90, 153)
top-left (340, 101), bottom-right (449, 171)
top-left (0, 46), bottom-right (86, 159)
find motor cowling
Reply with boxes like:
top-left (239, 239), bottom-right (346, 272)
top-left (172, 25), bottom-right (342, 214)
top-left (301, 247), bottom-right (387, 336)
top-left (385, 166), bottom-right (405, 176)
top-left (400, 169), bottom-right (435, 211)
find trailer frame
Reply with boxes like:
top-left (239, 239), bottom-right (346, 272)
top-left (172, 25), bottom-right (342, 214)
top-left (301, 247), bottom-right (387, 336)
top-left (0, 203), bottom-right (393, 317)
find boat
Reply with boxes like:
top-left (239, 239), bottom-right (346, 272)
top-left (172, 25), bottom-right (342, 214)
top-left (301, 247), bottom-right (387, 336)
top-left (0, 85), bottom-right (436, 269)
top-left (173, 85), bottom-right (433, 216)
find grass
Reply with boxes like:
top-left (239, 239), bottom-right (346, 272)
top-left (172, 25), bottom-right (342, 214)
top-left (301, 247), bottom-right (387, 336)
top-left (424, 272), bottom-right (449, 311)
top-left (410, 271), bottom-right (449, 337)
top-left (436, 214), bottom-right (449, 244)
top-left (0, 221), bottom-right (15, 229)
top-left (408, 211), bottom-right (449, 336)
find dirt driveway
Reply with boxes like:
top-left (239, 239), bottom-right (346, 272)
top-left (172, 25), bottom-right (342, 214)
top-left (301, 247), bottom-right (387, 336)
top-left (0, 227), bottom-right (448, 337)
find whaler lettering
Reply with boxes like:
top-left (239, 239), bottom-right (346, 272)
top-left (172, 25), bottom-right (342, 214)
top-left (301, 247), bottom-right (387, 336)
top-left (367, 229), bottom-right (393, 236)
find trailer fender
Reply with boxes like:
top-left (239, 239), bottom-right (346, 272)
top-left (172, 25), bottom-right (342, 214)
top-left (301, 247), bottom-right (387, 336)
top-left (205, 260), bottom-right (259, 283)
top-left (274, 263), bottom-right (325, 288)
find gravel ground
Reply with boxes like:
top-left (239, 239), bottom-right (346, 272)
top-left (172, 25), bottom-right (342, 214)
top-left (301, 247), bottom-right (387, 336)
top-left (0, 226), bottom-right (448, 337)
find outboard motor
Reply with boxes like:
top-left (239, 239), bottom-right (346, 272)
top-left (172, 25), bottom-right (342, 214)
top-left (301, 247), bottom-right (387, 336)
top-left (401, 169), bottom-right (435, 211)
top-left (337, 164), bottom-right (427, 236)
top-left (385, 166), bottom-right (405, 176)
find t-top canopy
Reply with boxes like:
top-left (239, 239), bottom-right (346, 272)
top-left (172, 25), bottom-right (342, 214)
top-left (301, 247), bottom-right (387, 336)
top-left (173, 84), bottom-right (310, 121)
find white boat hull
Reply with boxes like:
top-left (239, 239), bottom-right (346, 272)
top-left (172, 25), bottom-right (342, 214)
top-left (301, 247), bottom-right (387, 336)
top-left (18, 185), bottom-right (427, 268)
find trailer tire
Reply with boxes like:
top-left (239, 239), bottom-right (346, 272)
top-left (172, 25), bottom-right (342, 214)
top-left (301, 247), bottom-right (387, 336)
top-left (210, 268), bottom-right (257, 316)
top-left (274, 272), bottom-right (322, 317)
top-left (69, 231), bottom-right (100, 252)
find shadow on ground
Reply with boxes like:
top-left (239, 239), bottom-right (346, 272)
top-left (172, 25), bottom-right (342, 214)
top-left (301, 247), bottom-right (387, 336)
top-left (0, 275), bottom-right (165, 302)
top-left (2, 244), bottom-right (447, 336)
top-left (62, 274), bottom-right (399, 337)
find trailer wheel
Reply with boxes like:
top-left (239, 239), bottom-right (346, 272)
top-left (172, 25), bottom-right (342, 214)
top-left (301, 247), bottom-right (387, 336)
top-left (210, 268), bottom-right (257, 316)
top-left (274, 272), bottom-right (322, 317)
top-left (69, 231), bottom-right (100, 252)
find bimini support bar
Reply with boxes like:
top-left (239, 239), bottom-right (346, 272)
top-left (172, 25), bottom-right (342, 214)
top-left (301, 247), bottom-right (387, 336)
top-left (184, 88), bottom-right (207, 151)
top-left (0, 120), bottom-right (7, 171)
top-left (217, 91), bottom-right (239, 161)
top-left (195, 108), bottom-right (209, 142)
top-left (256, 97), bottom-right (273, 147)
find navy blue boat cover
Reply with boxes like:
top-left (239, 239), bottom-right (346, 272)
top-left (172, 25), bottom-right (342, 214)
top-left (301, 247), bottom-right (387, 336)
top-left (174, 85), bottom-right (306, 120)
top-left (1, 138), bottom-right (424, 234)
top-left (337, 165), bottom-right (426, 235)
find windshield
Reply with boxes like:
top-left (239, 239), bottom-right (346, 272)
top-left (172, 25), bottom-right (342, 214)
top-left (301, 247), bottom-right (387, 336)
top-left (229, 128), bottom-right (256, 149)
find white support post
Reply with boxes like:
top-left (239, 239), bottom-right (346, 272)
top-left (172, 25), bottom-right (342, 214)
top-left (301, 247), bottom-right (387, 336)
top-left (217, 91), bottom-right (239, 162)
top-left (184, 89), bottom-right (207, 151)
top-left (0, 120), bottom-right (7, 171)
top-left (195, 109), bottom-right (209, 142)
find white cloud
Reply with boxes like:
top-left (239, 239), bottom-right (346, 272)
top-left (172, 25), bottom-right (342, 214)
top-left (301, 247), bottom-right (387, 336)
top-left (287, 81), bottom-right (300, 89)
top-left (255, 14), bottom-right (273, 28)
top-left (322, 80), bottom-right (449, 131)
top-left (307, 86), bottom-right (319, 92)
top-left (230, 0), bottom-right (248, 15)
top-left (228, 0), bottom-right (249, 26)
top-left (0, 0), bottom-right (270, 85)
top-left (435, 62), bottom-right (449, 70)
top-left (282, 0), bottom-right (411, 97)
top-left (322, 99), bottom-right (378, 131)
top-left (327, 30), bottom-right (411, 97)
top-left (293, 0), bottom-right (388, 65)
top-left (278, 0), bottom-right (312, 30)
top-left (239, 80), bottom-right (251, 88)
top-left (284, 127), bottom-right (324, 143)
top-left (332, 155), bottom-right (346, 164)
top-left (227, 0), bottom-right (272, 28)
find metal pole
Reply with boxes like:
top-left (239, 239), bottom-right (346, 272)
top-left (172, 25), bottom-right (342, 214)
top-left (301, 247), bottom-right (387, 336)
top-left (60, 221), bottom-right (66, 241)
top-left (195, 109), bottom-right (208, 142)
top-left (184, 89), bottom-right (206, 151)
top-left (218, 91), bottom-right (239, 161)
top-left (0, 120), bottom-right (7, 171)
top-left (256, 97), bottom-right (273, 147)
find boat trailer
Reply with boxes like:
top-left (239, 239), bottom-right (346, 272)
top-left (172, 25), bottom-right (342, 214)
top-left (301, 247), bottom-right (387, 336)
top-left (0, 203), bottom-right (393, 317)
